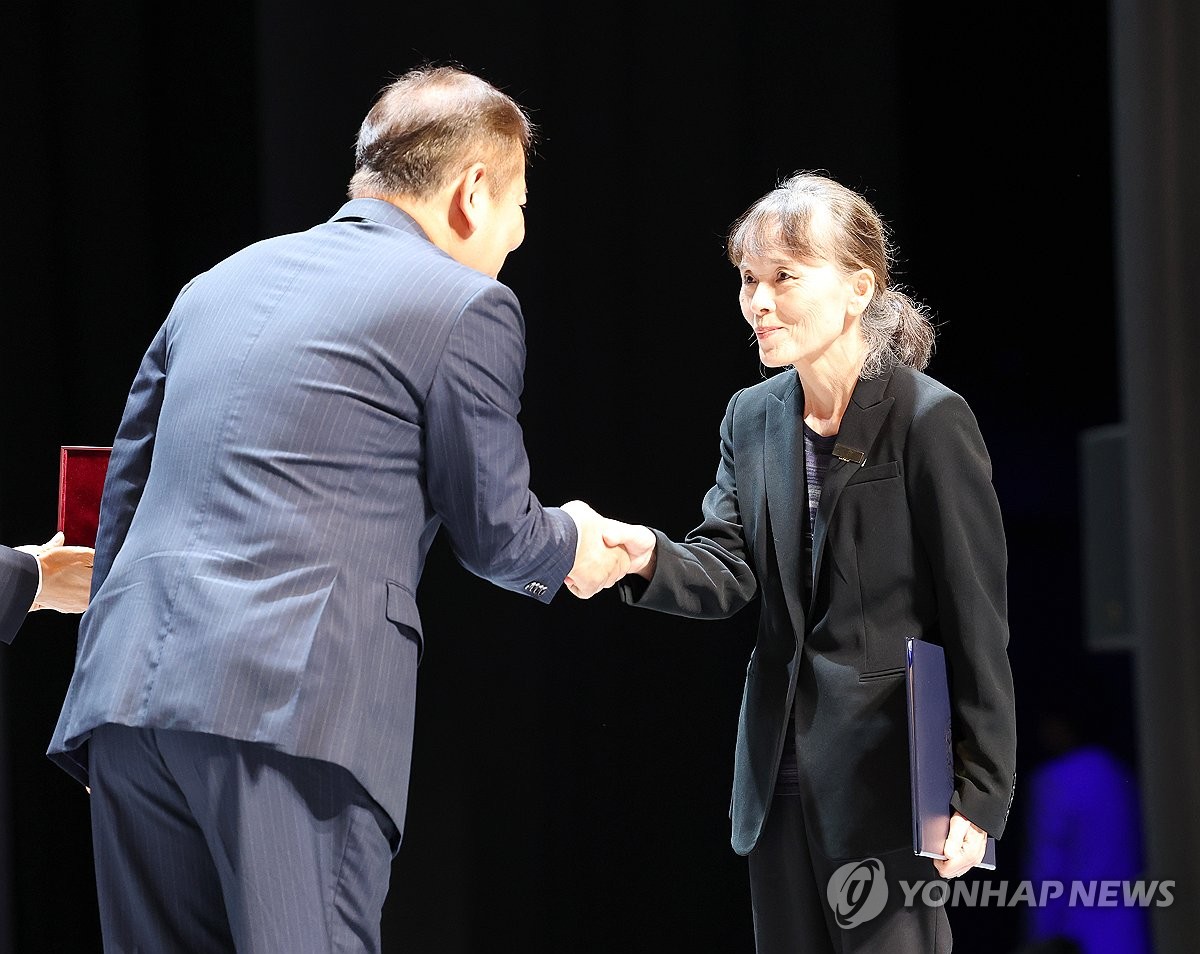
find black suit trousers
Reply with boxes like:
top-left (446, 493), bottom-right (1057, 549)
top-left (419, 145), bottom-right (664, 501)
top-left (748, 792), bottom-right (952, 954)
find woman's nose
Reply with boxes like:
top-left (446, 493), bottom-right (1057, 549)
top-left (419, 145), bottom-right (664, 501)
top-left (751, 283), bottom-right (773, 313)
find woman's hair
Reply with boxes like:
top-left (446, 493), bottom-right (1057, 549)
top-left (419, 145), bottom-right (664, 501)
top-left (726, 171), bottom-right (935, 378)
top-left (348, 65), bottom-right (534, 202)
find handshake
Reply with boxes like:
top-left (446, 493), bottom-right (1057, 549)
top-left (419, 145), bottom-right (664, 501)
top-left (560, 500), bottom-right (657, 599)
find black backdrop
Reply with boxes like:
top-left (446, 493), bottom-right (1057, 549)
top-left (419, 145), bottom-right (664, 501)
top-left (0, 2), bottom-right (1128, 952)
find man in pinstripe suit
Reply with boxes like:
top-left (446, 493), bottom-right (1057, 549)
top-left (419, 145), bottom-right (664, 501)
top-left (47, 66), bottom-right (624, 953)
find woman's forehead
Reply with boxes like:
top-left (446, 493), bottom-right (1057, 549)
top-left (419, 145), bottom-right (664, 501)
top-left (738, 250), bottom-right (829, 271)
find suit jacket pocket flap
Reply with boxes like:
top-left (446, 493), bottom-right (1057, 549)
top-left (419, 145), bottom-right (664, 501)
top-left (845, 460), bottom-right (900, 485)
top-left (386, 580), bottom-right (424, 646)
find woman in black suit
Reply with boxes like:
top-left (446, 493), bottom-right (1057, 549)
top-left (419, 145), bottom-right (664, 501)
top-left (604, 172), bottom-right (1016, 953)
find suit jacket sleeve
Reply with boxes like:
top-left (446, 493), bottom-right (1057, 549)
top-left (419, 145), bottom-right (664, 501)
top-left (90, 319), bottom-right (170, 598)
top-left (619, 389), bottom-right (758, 618)
top-left (908, 392), bottom-right (1017, 839)
top-left (0, 545), bottom-right (39, 644)
top-left (424, 285), bottom-right (577, 602)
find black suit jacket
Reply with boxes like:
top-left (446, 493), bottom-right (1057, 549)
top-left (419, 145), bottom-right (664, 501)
top-left (0, 545), bottom-right (38, 645)
top-left (621, 362), bottom-right (1016, 859)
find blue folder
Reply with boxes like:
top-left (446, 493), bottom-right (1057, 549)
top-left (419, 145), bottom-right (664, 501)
top-left (905, 636), bottom-right (997, 870)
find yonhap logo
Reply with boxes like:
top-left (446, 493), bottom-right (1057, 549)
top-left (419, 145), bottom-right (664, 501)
top-left (827, 858), bottom-right (889, 928)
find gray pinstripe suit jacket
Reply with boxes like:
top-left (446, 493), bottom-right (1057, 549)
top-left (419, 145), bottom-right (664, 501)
top-left (48, 198), bottom-right (577, 835)
top-left (0, 545), bottom-right (39, 644)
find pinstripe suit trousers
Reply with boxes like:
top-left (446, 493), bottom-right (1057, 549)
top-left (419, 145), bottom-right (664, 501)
top-left (88, 723), bottom-right (398, 954)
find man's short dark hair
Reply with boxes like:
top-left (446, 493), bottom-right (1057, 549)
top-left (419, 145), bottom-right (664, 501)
top-left (348, 65), bottom-right (535, 201)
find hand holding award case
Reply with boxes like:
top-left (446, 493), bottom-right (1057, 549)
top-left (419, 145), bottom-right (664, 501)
top-left (905, 636), bottom-right (997, 870)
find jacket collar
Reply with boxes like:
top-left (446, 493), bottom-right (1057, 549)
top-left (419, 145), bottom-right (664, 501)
top-left (808, 364), bottom-right (896, 601)
top-left (763, 373), bottom-right (806, 631)
top-left (762, 361), bottom-right (898, 625)
top-left (328, 198), bottom-right (430, 242)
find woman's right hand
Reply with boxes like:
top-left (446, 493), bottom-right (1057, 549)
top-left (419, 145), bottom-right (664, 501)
top-left (601, 520), bottom-right (657, 580)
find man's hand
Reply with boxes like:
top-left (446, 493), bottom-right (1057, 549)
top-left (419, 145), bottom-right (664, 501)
top-left (16, 532), bottom-right (95, 614)
top-left (560, 500), bottom-right (631, 599)
top-left (601, 519), bottom-right (656, 580)
top-left (933, 811), bottom-right (988, 879)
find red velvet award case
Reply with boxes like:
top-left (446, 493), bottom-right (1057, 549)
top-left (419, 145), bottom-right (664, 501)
top-left (57, 446), bottom-right (112, 548)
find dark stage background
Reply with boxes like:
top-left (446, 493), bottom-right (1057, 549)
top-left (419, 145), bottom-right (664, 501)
top-left (0, 1), bottom-right (1148, 952)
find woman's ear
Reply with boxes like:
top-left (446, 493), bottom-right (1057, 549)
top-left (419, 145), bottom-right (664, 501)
top-left (848, 267), bottom-right (876, 316)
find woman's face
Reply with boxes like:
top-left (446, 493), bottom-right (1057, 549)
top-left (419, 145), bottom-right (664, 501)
top-left (738, 251), bottom-right (862, 369)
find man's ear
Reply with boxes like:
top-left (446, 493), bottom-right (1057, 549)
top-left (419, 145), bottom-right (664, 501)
top-left (450, 162), bottom-right (489, 237)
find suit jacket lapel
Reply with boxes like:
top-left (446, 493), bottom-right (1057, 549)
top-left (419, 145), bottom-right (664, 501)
top-left (763, 374), bottom-right (808, 631)
top-left (809, 367), bottom-right (896, 605)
